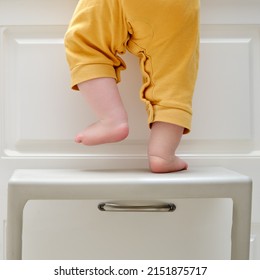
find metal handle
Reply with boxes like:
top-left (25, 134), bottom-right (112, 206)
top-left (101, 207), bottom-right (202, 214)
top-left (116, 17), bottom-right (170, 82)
top-left (98, 202), bottom-right (176, 212)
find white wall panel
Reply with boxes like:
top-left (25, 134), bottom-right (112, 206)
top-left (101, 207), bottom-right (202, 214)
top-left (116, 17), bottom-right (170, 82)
top-left (1, 26), bottom-right (149, 156)
top-left (191, 30), bottom-right (252, 140)
top-left (2, 25), bottom-right (259, 156)
top-left (3, 28), bottom-right (70, 139)
top-left (182, 25), bottom-right (260, 155)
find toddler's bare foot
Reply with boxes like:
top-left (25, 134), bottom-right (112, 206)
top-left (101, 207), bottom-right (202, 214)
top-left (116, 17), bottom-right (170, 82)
top-left (148, 122), bottom-right (188, 173)
top-left (149, 155), bottom-right (188, 173)
top-left (75, 120), bottom-right (129, 145)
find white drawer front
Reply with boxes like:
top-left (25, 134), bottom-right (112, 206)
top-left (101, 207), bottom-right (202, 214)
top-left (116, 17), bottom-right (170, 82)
top-left (22, 199), bottom-right (233, 260)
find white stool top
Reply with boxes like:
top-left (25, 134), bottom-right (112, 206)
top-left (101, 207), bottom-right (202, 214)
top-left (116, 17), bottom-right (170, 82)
top-left (9, 166), bottom-right (251, 186)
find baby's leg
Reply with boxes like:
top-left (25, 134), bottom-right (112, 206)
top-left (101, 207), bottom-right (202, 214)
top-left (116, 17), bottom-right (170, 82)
top-left (75, 78), bottom-right (129, 145)
top-left (148, 122), bottom-right (188, 173)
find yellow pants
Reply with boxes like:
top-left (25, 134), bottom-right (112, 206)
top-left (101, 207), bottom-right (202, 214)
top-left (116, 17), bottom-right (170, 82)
top-left (65, 0), bottom-right (200, 133)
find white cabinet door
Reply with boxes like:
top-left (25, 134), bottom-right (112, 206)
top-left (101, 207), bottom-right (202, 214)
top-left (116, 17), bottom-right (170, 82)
top-left (22, 199), bottom-right (232, 260)
top-left (1, 0), bottom-right (260, 259)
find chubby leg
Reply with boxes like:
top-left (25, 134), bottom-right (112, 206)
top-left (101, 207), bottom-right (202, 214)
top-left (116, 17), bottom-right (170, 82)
top-left (148, 122), bottom-right (188, 173)
top-left (75, 78), bottom-right (129, 145)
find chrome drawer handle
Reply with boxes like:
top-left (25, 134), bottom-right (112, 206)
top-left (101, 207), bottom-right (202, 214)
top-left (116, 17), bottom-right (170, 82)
top-left (98, 202), bottom-right (176, 212)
